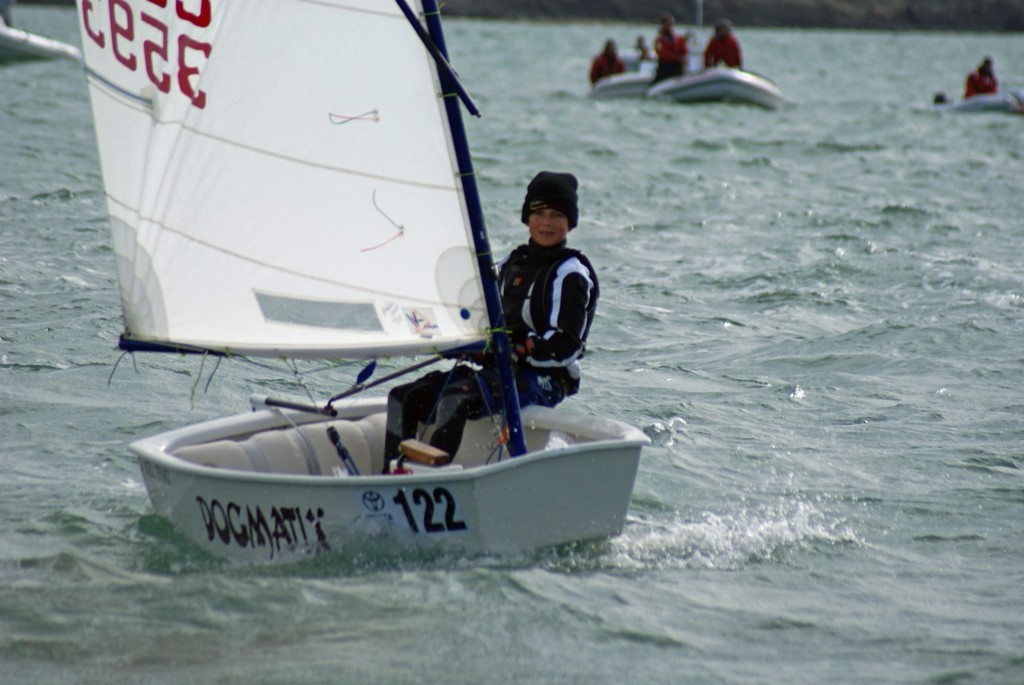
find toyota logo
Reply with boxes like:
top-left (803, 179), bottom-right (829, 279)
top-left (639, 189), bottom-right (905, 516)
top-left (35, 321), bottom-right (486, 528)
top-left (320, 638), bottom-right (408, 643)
top-left (361, 490), bottom-right (385, 512)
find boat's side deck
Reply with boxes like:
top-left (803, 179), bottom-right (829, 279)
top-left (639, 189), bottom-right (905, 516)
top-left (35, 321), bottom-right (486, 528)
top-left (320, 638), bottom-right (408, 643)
top-left (174, 414), bottom-right (389, 476)
top-left (171, 412), bottom-right (517, 476)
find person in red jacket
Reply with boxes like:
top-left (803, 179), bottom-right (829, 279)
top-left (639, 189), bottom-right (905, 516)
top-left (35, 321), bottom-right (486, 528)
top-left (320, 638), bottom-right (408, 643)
top-left (704, 19), bottom-right (743, 69)
top-left (653, 13), bottom-right (688, 83)
top-left (589, 39), bottom-right (626, 85)
top-left (964, 57), bottom-right (998, 98)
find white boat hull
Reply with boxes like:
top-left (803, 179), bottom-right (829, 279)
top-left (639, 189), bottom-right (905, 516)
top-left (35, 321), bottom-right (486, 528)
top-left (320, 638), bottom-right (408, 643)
top-left (931, 90), bottom-right (1024, 114)
top-left (589, 71), bottom-right (654, 100)
top-left (647, 67), bottom-right (784, 110)
top-left (132, 397), bottom-right (648, 563)
top-left (590, 66), bottom-right (783, 110)
top-left (0, 19), bottom-right (81, 63)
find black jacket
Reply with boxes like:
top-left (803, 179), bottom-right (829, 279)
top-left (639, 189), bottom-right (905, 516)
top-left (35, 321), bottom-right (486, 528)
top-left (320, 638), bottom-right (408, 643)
top-left (497, 240), bottom-right (599, 394)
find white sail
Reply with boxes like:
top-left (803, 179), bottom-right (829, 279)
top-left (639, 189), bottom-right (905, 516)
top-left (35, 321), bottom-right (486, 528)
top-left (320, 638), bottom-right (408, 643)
top-left (77, 0), bottom-right (486, 359)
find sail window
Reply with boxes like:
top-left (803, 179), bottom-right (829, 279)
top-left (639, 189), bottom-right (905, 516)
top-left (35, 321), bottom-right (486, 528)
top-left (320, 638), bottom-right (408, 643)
top-left (256, 293), bottom-right (382, 332)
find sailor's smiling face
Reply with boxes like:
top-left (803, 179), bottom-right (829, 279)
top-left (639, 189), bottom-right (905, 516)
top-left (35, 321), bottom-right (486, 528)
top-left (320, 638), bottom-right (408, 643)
top-left (527, 208), bottom-right (570, 248)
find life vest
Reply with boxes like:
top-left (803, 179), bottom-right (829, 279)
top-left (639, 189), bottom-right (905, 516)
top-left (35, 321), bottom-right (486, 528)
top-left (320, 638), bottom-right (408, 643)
top-left (965, 71), bottom-right (997, 98)
top-left (498, 243), bottom-right (599, 394)
top-left (656, 32), bottom-right (688, 63)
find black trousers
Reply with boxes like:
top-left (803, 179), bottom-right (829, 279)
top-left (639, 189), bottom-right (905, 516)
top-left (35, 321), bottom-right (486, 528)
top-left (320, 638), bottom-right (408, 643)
top-left (653, 60), bottom-right (683, 83)
top-left (383, 367), bottom-right (496, 468)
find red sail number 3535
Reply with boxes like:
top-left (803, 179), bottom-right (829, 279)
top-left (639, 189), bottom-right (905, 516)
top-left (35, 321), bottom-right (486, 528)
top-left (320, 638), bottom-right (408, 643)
top-left (81, 0), bottom-right (213, 109)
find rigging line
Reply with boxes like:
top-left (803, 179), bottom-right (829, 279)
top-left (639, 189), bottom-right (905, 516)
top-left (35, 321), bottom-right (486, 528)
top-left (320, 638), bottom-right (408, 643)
top-left (107, 347), bottom-right (353, 398)
top-left (232, 354), bottom-right (351, 379)
top-left (240, 358), bottom-right (367, 409)
top-left (407, 0), bottom-right (525, 456)
top-left (472, 368), bottom-right (508, 463)
top-left (100, 115), bottom-right (455, 193)
top-left (326, 355), bottom-right (442, 406)
top-left (268, 390), bottom-right (325, 475)
top-left (285, 358), bottom-right (334, 475)
top-left (85, 68), bottom-right (154, 109)
top-left (485, 423), bottom-right (510, 465)
top-left (297, 0), bottom-right (394, 19)
top-left (482, 326), bottom-right (512, 354)
top-left (286, 360), bottom-right (355, 377)
top-left (361, 189), bottom-right (405, 252)
top-left (101, 198), bottom-right (469, 311)
top-left (394, 0), bottom-right (480, 117)
top-left (419, 362), bottom-right (466, 442)
top-left (189, 352), bottom-right (209, 409)
top-left (372, 189), bottom-right (403, 230)
top-left (203, 355), bottom-right (223, 393)
top-left (104, 206), bottom-right (457, 308)
top-left (106, 351), bottom-right (137, 385)
top-left (288, 358), bottom-right (322, 409)
top-left (327, 426), bottom-right (361, 476)
top-left (328, 109), bottom-right (380, 125)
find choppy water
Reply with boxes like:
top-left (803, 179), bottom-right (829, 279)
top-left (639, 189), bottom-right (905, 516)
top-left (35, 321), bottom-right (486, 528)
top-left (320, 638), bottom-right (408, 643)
top-left (2, 6), bottom-right (1023, 684)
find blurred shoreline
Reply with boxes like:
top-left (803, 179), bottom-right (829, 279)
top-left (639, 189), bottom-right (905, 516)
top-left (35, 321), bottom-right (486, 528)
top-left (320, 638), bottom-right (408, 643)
top-left (19, 0), bottom-right (1024, 32)
top-left (442, 0), bottom-right (1022, 32)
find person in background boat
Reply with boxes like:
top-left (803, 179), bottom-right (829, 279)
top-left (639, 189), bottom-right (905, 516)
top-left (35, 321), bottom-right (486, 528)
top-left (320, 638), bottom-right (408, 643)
top-left (635, 35), bottom-right (653, 62)
top-left (384, 171), bottom-right (599, 469)
top-left (653, 12), bottom-right (688, 83)
top-left (0, 0), bottom-right (14, 27)
top-left (964, 57), bottom-right (998, 98)
top-left (704, 19), bottom-right (743, 69)
top-left (590, 39), bottom-right (626, 85)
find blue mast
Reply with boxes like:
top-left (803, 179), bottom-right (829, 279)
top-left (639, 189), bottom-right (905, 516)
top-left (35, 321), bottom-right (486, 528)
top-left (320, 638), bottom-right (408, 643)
top-left (396, 0), bottom-right (528, 457)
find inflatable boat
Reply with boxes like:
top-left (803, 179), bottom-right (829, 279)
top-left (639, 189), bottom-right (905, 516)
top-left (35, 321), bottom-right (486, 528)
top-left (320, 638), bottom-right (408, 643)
top-left (930, 90), bottom-right (1024, 114)
top-left (590, 66), bottom-right (783, 110)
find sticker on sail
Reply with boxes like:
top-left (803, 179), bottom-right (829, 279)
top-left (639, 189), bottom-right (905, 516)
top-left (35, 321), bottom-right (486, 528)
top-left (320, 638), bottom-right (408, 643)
top-left (404, 308), bottom-right (438, 337)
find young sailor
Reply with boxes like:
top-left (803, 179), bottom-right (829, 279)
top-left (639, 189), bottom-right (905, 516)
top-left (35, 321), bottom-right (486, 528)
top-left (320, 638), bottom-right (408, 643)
top-left (383, 171), bottom-right (599, 467)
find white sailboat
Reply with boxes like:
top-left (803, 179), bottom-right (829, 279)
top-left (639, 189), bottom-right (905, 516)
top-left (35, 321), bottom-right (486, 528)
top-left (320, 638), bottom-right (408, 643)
top-left (75, 0), bottom-right (647, 563)
top-left (0, 16), bottom-right (81, 63)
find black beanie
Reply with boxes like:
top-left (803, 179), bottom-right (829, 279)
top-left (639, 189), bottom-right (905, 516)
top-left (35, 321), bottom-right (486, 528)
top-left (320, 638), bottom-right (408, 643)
top-left (520, 171), bottom-right (579, 229)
